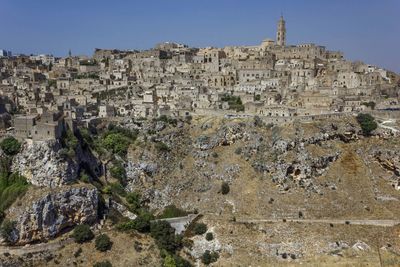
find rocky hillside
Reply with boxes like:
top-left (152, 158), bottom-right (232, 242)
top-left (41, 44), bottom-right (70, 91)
top-left (0, 115), bottom-right (400, 266)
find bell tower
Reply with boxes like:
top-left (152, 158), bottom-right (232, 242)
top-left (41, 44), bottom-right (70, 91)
top-left (276, 15), bottom-right (286, 46)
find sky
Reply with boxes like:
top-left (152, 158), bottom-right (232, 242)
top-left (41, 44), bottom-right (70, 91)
top-left (0, 0), bottom-right (399, 72)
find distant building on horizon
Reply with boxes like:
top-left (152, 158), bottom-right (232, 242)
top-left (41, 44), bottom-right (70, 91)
top-left (0, 49), bottom-right (12, 57)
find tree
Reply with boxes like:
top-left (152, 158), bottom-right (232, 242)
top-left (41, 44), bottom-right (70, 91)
top-left (356, 113), bottom-right (377, 136)
top-left (150, 220), bottom-right (181, 253)
top-left (205, 232), bottom-right (214, 241)
top-left (95, 234), bottom-right (113, 252)
top-left (221, 182), bottom-right (230, 195)
top-left (201, 250), bottom-right (219, 265)
top-left (101, 133), bottom-right (131, 156)
top-left (72, 224), bottom-right (94, 243)
top-left (116, 211), bottom-right (153, 233)
top-left (193, 223), bottom-right (207, 235)
top-left (0, 137), bottom-right (21, 156)
top-left (126, 192), bottom-right (141, 212)
top-left (132, 211), bottom-right (153, 233)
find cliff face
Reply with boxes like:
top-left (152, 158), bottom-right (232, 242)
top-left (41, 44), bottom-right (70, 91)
top-left (11, 139), bottom-right (79, 187)
top-left (3, 185), bottom-right (98, 245)
top-left (11, 139), bottom-right (101, 188)
top-left (4, 138), bottom-right (101, 245)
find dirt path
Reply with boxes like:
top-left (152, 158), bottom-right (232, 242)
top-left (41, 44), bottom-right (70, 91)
top-left (236, 218), bottom-right (400, 227)
top-left (0, 238), bottom-right (73, 256)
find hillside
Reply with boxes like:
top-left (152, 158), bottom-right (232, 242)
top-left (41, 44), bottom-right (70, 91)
top-left (1, 115), bottom-right (400, 266)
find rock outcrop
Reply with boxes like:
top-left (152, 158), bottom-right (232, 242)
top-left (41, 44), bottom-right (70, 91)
top-left (11, 140), bottom-right (79, 187)
top-left (194, 123), bottom-right (250, 150)
top-left (11, 139), bottom-right (101, 188)
top-left (3, 186), bottom-right (99, 245)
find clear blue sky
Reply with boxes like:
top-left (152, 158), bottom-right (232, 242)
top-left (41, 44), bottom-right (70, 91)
top-left (1, 0), bottom-right (399, 72)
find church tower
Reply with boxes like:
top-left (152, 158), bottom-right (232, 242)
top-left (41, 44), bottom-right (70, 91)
top-left (276, 15), bottom-right (286, 46)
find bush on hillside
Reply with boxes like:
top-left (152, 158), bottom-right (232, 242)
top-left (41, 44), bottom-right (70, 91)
top-left (0, 137), bottom-right (21, 156)
top-left (150, 220), bottom-right (182, 253)
top-left (221, 182), bottom-right (230, 195)
top-left (0, 172), bottom-right (29, 213)
top-left (356, 113), bottom-right (377, 136)
top-left (157, 205), bottom-right (188, 219)
top-left (116, 211), bottom-right (154, 233)
top-left (126, 191), bottom-right (141, 212)
top-left (72, 224), bottom-right (94, 243)
top-left (201, 250), bottom-right (219, 265)
top-left (193, 223), bottom-right (207, 235)
top-left (95, 234), bottom-right (113, 252)
top-left (205, 232), bottom-right (214, 241)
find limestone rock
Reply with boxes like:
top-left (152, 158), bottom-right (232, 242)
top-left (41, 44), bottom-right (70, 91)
top-left (11, 139), bottom-right (101, 188)
top-left (11, 139), bottom-right (79, 188)
top-left (3, 185), bottom-right (98, 245)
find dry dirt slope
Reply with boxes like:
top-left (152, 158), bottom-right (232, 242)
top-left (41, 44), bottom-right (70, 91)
top-left (126, 116), bottom-right (400, 266)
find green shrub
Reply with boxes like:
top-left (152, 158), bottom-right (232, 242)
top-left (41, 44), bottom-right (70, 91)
top-left (109, 182), bottom-right (126, 197)
top-left (221, 182), bottom-right (230, 195)
top-left (62, 130), bottom-right (79, 157)
top-left (102, 185), bottom-right (112, 194)
top-left (174, 256), bottom-right (192, 267)
top-left (98, 126), bottom-right (138, 157)
top-left (193, 223), bottom-right (207, 235)
top-left (131, 213), bottom-right (152, 233)
top-left (220, 94), bottom-right (244, 112)
top-left (205, 232), bottom-right (214, 241)
top-left (201, 250), bottom-right (219, 265)
top-left (162, 253), bottom-right (192, 267)
top-left (116, 220), bottom-right (136, 231)
top-left (155, 142), bottom-right (170, 152)
top-left (102, 133), bottom-right (131, 156)
top-left (356, 113), bottom-right (377, 136)
top-left (72, 224), bottom-right (94, 243)
top-left (0, 172), bottom-right (29, 212)
top-left (116, 211), bottom-right (154, 233)
top-left (0, 219), bottom-right (16, 244)
top-left (126, 191), bottom-right (141, 212)
top-left (110, 164), bottom-right (126, 184)
top-left (0, 137), bottom-right (21, 156)
top-left (163, 254), bottom-right (176, 267)
top-left (93, 260), bottom-right (112, 267)
top-left (157, 205), bottom-right (188, 219)
top-left (150, 220), bottom-right (182, 253)
top-left (79, 172), bottom-right (91, 183)
top-left (95, 234), bottom-right (113, 252)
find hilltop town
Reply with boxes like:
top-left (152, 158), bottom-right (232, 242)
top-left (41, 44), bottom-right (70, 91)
top-left (0, 16), bottom-right (398, 140)
top-left (0, 17), bottom-right (399, 267)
